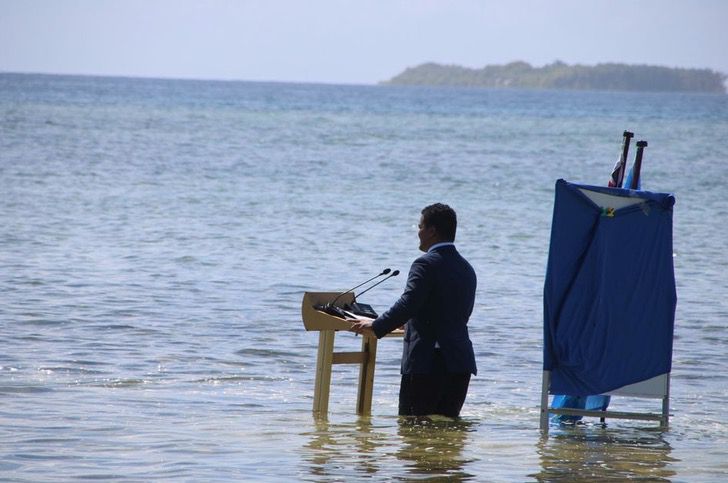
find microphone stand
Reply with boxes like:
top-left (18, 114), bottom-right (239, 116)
top-left (314, 269), bottom-right (391, 319)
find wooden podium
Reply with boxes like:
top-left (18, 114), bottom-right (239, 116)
top-left (302, 291), bottom-right (402, 417)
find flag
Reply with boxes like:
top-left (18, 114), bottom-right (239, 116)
top-left (623, 161), bottom-right (642, 190)
top-left (623, 140), bottom-right (647, 190)
top-left (608, 131), bottom-right (633, 188)
top-left (608, 151), bottom-right (627, 188)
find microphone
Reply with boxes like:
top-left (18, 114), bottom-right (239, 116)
top-left (328, 268), bottom-right (390, 308)
top-left (353, 270), bottom-right (400, 300)
top-left (344, 270), bottom-right (400, 318)
top-left (314, 268), bottom-right (391, 319)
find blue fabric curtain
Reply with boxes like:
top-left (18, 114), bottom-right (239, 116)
top-left (543, 179), bottom-right (676, 396)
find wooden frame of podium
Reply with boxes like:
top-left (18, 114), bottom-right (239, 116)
top-left (302, 291), bottom-right (402, 417)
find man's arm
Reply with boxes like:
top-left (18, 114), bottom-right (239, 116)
top-left (352, 258), bottom-right (432, 338)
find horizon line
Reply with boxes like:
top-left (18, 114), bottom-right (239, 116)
top-left (3, 69), bottom-right (725, 95)
top-left (0, 69), bottom-right (380, 87)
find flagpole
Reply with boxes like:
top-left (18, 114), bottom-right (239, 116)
top-left (618, 131), bottom-right (634, 188)
top-left (629, 140), bottom-right (648, 190)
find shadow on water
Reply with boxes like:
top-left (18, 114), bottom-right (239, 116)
top-left (532, 424), bottom-right (678, 482)
top-left (394, 417), bottom-right (477, 481)
top-left (301, 416), bottom-right (477, 481)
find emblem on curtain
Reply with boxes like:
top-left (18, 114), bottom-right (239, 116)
top-left (601, 207), bottom-right (616, 217)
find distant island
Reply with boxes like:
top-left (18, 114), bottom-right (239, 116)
top-left (383, 61), bottom-right (727, 93)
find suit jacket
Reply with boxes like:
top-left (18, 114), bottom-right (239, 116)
top-left (372, 245), bottom-right (477, 375)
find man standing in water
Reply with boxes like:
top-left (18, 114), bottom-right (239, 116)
top-left (351, 203), bottom-right (477, 418)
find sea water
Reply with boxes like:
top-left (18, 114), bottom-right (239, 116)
top-left (1, 73), bottom-right (728, 481)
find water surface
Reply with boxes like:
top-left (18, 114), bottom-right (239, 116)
top-left (1, 74), bottom-right (728, 481)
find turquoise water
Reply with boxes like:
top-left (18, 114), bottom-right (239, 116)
top-left (1, 73), bottom-right (728, 481)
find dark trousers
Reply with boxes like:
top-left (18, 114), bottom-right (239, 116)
top-left (398, 349), bottom-right (471, 418)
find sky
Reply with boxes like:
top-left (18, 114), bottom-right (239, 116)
top-left (1, 0), bottom-right (727, 85)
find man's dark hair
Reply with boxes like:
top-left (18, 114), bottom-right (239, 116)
top-left (421, 203), bottom-right (457, 242)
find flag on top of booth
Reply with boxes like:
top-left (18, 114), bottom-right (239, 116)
top-left (608, 150), bottom-right (627, 188)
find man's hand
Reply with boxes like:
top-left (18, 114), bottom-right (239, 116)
top-left (349, 318), bottom-right (376, 338)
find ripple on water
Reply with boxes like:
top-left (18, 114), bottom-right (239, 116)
top-left (0, 385), bottom-right (55, 394)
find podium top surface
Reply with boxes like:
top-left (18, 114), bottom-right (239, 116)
top-left (301, 291), bottom-right (357, 331)
top-left (301, 291), bottom-right (404, 337)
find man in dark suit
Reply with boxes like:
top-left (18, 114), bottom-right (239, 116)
top-left (351, 203), bottom-right (477, 418)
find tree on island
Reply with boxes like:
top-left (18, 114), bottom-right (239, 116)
top-left (383, 61), bottom-right (727, 93)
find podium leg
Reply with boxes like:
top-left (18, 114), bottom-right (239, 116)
top-left (313, 330), bottom-right (335, 417)
top-left (356, 335), bottom-right (378, 416)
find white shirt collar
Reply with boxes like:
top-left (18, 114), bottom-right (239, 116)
top-left (428, 241), bottom-right (455, 252)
